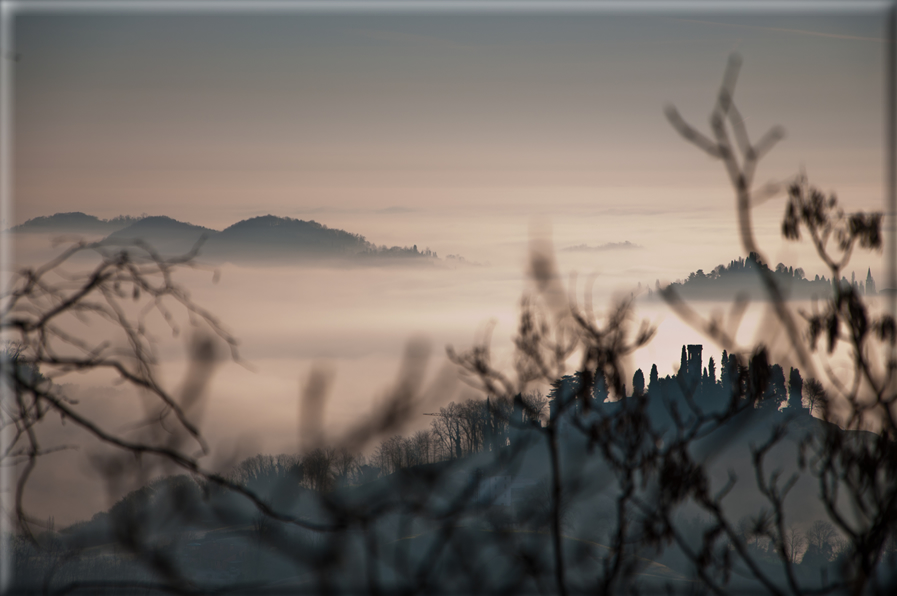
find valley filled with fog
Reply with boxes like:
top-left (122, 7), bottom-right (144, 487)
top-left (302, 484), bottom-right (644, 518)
top-left (8, 195), bottom-right (885, 526)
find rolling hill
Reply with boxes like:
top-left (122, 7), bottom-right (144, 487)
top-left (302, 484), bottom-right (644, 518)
top-left (10, 212), bottom-right (436, 266)
top-left (105, 216), bottom-right (218, 256)
top-left (8, 212), bottom-right (143, 235)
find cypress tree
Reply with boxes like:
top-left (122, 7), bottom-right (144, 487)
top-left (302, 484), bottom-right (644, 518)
top-left (632, 369), bottom-right (646, 397)
top-left (788, 367), bottom-right (804, 410)
top-left (867, 268), bottom-right (877, 295)
top-left (720, 350), bottom-right (731, 398)
top-left (679, 345), bottom-right (688, 380)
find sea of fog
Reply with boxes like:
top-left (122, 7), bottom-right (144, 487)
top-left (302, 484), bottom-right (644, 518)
top-left (6, 198), bottom-right (886, 525)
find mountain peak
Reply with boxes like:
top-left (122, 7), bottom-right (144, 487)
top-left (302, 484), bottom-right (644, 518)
top-left (9, 212), bottom-right (144, 234)
top-left (12, 211), bottom-right (440, 266)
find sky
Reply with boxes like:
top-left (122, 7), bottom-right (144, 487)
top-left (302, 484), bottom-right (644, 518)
top-left (12, 7), bottom-right (887, 224)
top-left (4, 3), bottom-right (893, 524)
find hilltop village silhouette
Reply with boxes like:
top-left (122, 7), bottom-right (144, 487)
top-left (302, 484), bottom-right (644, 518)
top-left (548, 343), bottom-right (815, 433)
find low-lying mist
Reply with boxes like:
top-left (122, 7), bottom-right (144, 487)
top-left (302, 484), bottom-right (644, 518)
top-left (6, 199), bottom-right (885, 527)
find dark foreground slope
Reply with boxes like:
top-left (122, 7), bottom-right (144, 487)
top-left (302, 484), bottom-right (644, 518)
top-left (13, 398), bottom-right (888, 595)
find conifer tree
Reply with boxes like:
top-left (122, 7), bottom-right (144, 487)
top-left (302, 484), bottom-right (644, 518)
top-left (788, 367), bottom-right (804, 411)
top-left (866, 267), bottom-right (877, 295)
top-left (720, 350), bottom-right (732, 398)
top-left (632, 369), bottom-right (646, 397)
top-left (678, 345), bottom-right (687, 380)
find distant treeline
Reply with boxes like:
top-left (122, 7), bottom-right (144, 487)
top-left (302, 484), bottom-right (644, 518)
top-left (549, 343), bottom-right (818, 426)
top-left (646, 252), bottom-right (877, 301)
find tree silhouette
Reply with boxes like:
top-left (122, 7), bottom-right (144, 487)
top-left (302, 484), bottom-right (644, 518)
top-left (678, 345), bottom-right (687, 382)
top-left (632, 368), bottom-right (645, 397)
top-left (788, 367), bottom-right (803, 411)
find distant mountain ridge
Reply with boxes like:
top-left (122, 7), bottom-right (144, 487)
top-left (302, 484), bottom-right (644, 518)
top-left (10, 212), bottom-right (438, 265)
top-left (646, 252), bottom-right (877, 301)
top-left (209, 215), bottom-right (371, 260)
top-left (561, 241), bottom-right (641, 252)
top-left (8, 212), bottom-right (145, 234)
top-left (104, 216), bottom-right (216, 256)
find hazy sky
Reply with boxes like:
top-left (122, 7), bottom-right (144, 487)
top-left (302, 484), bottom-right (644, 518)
top-left (6, 3), bottom-right (893, 524)
top-left (13, 6), bottom-right (887, 226)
